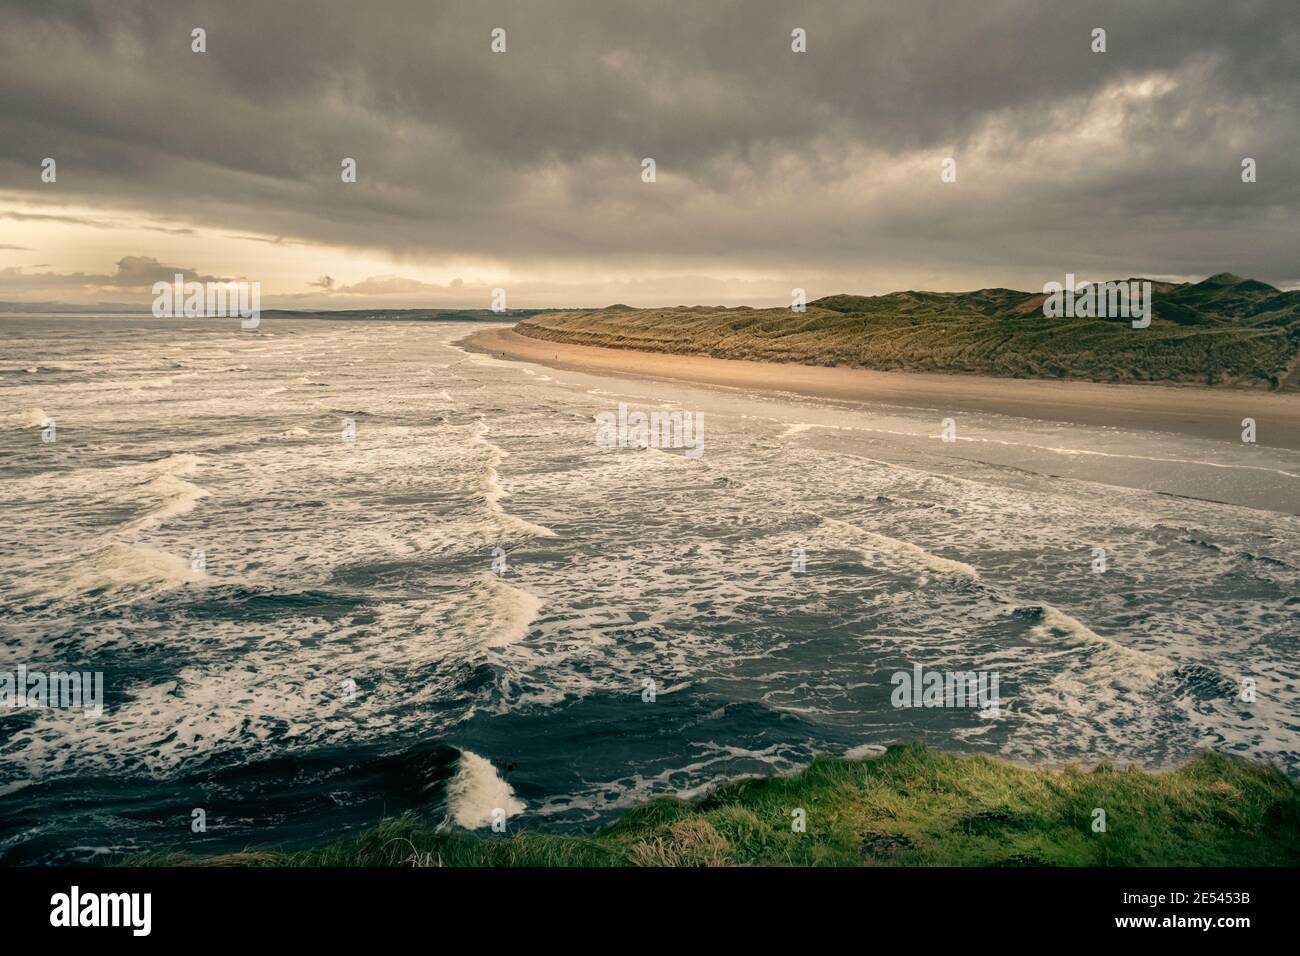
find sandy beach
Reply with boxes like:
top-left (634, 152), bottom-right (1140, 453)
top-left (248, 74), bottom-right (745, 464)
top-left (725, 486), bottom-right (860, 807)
top-left (464, 326), bottom-right (1300, 451)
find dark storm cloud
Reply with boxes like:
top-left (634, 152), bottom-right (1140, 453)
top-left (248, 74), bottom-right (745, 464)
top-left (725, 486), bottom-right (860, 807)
top-left (0, 0), bottom-right (1297, 290)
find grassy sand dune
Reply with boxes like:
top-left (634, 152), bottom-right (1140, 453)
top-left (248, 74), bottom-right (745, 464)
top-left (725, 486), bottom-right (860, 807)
top-left (131, 745), bottom-right (1300, 867)
top-left (515, 274), bottom-right (1300, 389)
top-left (464, 327), bottom-right (1300, 452)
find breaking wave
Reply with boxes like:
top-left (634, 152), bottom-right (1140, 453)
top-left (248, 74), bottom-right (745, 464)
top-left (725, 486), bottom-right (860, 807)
top-left (2, 406), bottom-right (51, 428)
top-left (444, 751), bottom-right (526, 829)
top-left (446, 573), bottom-right (544, 648)
top-left (68, 542), bottom-right (203, 596)
top-left (1019, 604), bottom-right (1174, 691)
top-left (468, 421), bottom-right (556, 539)
top-left (818, 515), bottom-right (980, 581)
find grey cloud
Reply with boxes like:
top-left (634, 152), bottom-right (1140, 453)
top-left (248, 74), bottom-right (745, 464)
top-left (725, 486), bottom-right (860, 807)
top-left (0, 0), bottom-right (1297, 295)
top-left (0, 210), bottom-right (195, 234)
top-left (0, 256), bottom-right (233, 297)
top-left (328, 275), bottom-right (447, 295)
top-left (0, 211), bottom-right (116, 227)
top-left (105, 255), bottom-right (228, 287)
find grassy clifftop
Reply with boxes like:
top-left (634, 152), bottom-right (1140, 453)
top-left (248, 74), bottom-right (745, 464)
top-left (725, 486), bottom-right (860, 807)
top-left (515, 274), bottom-right (1300, 388)
top-left (133, 745), bottom-right (1300, 867)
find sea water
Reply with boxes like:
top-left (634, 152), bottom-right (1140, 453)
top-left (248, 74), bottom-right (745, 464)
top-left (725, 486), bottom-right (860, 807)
top-left (1, 316), bottom-right (1296, 862)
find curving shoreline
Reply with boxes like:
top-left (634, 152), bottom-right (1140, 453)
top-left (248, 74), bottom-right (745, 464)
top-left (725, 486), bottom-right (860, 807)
top-left (462, 326), bottom-right (1300, 451)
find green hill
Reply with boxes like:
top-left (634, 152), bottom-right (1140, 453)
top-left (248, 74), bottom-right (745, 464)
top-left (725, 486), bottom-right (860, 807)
top-left (515, 275), bottom-right (1300, 388)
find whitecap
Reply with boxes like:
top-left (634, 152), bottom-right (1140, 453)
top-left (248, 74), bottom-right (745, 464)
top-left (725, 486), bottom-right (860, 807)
top-left (818, 516), bottom-right (979, 581)
top-left (444, 751), bottom-right (526, 829)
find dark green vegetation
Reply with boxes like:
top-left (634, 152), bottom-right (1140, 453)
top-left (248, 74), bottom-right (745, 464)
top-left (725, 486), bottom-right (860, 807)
top-left (129, 745), bottom-right (1300, 867)
top-left (516, 274), bottom-right (1300, 388)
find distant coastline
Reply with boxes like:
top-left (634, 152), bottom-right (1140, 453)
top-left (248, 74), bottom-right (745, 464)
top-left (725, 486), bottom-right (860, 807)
top-left (463, 327), bottom-right (1300, 451)
top-left (0, 306), bottom-right (582, 321)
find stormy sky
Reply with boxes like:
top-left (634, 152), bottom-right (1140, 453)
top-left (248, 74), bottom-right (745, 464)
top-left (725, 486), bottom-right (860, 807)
top-left (1, 0), bottom-right (1297, 309)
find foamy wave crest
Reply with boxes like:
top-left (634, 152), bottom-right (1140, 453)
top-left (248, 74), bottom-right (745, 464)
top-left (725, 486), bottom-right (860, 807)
top-left (1032, 444), bottom-right (1300, 482)
top-left (492, 510), bottom-right (557, 539)
top-left (133, 474), bottom-right (208, 524)
top-left (819, 516), bottom-right (979, 581)
top-left (446, 573), bottom-right (543, 648)
top-left (70, 542), bottom-right (204, 595)
top-left (1022, 604), bottom-right (1173, 691)
top-left (10, 541), bottom-right (202, 607)
top-left (2, 406), bottom-right (51, 428)
top-left (779, 422), bottom-right (845, 439)
top-left (265, 426), bottom-right (310, 440)
top-left (116, 455), bottom-right (208, 529)
top-left (467, 421), bottom-right (556, 538)
top-left (121, 452), bottom-right (202, 478)
top-left (444, 751), bottom-right (526, 829)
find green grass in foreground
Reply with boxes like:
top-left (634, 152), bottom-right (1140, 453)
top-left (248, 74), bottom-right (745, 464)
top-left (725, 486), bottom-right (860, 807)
top-left (130, 745), bottom-right (1300, 867)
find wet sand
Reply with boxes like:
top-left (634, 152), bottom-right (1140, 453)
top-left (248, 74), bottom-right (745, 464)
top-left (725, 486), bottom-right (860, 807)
top-left (463, 326), bottom-right (1300, 451)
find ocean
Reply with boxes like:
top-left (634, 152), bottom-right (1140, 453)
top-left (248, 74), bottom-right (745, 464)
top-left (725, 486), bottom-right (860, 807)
top-left (1, 315), bottom-right (1297, 863)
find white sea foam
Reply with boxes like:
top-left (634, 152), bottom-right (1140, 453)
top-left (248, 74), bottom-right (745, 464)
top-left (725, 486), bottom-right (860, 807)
top-left (70, 542), bottom-right (204, 595)
top-left (1024, 604), bottom-right (1173, 691)
top-left (448, 573), bottom-right (543, 648)
top-left (819, 516), bottom-right (980, 581)
top-left (940, 434), bottom-right (1300, 482)
top-left (1049, 444), bottom-right (1300, 480)
top-left (3, 406), bottom-right (51, 428)
top-left (445, 751), bottom-right (525, 829)
top-left (533, 742), bottom-right (802, 820)
top-left (778, 422), bottom-right (849, 439)
top-left (130, 474), bottom-right (208, 526)
top-left (779, 423), bottom-right (820, 438)
top-left (116, 455), bottom-right (208, 529)
top-left (467, 421), bottom-right (556, 538)
top-left (844, 744), bottom-right (888, 759)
